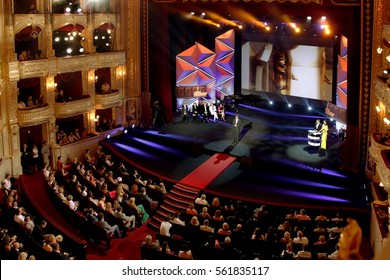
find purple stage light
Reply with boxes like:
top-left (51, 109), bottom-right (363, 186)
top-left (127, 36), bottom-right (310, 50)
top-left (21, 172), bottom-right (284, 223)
top-left (132, 137), bottom-right (187, 156)
top-left (113, 143), bottom-right (157, 160)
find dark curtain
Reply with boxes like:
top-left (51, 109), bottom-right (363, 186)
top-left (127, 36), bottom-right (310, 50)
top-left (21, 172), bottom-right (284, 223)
top-left (17, 78), bottom-right (41, 103)
top-left (148, 3), bottom-right (172, 123)
top-left (14, 0), bottom-right (36, 14)
top-left (20, 124), bottom-right (42, 150)
top-left (54, 71), bottom-right (84, 100)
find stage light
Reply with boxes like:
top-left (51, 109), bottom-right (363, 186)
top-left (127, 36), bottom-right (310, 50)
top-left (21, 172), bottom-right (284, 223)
top-left (132, 124), bottom-right (135, 129)
top-left (321, 16), bottom-right (327, 21)
top-left (124, 129), bottom-right (128, 134)
top-left (307, 16), bottom-right (312, 21)
top-left (201, 12), bottom-right (206, 17)
top-left (308, 106), bottom-right (312, 111)
top-left (190, 12), bottom-right (195, 16)
top-left (269, 101), bottom-right (273, 105)
top-left (106, 134), bottom-right (111, 139)
top-left (287, 103), bottom-right (292, 108)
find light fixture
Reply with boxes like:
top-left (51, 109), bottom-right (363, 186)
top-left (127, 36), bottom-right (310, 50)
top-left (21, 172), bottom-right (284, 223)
top-left (124, 129), bottom-right (128, 134)
top-left (66, 48), bottom-right (72, 54)
top-left (269, 101), bottom-right (273, 105)
top-left (79, 47), bottom-right (84, 53)
top-left (288, 103), bottom-right (292, 108)
top-left (308, 106), bottom-right (312, 111)
top-left (106, 134), bottom-right (111, 139)
top-left (377, 47), bottom-right (383, 54)
top-left (376, 105), bottom-right (381, 112)
top-left (386, 55), bottom-right (390, 63)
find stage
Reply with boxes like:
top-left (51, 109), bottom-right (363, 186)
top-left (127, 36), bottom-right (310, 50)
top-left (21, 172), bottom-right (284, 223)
top-left (102, 101), bottom-right (368, 212)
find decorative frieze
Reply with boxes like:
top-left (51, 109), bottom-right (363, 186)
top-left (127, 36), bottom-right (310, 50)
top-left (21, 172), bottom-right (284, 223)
top-left (13, 14), bottom-right (45, 34)
top-left (94, 13), bottom-right (117, 28)
top-left (52, 14), bottom-right (87, 31)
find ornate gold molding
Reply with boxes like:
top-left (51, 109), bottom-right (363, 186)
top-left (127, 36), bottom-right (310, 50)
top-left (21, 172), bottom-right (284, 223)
top-left (154, 0), bottom-right (322, 3)
top-left (52, 14), bottom-right (88, 31)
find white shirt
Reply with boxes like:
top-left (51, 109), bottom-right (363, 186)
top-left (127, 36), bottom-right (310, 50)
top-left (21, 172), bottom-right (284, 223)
top-left (159, 221), bottom-right (172, 236)
top-left (293, 236), bottom-right (309, 246)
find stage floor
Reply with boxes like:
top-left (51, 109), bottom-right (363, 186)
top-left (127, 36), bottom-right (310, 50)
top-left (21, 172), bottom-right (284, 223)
top-left (103, 103), bottom-right (368, 212)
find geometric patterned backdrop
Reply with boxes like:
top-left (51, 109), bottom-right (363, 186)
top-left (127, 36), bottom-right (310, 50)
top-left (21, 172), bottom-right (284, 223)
top-left (176, 29), bottom-right (235, 104)
top-left (336, 35), bottom-right (348, 109)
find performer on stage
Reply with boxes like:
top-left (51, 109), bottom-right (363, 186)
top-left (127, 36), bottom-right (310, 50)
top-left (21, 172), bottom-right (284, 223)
top-left (232, 114), bottom-right (242, 143)
top-left (314, 119), bottom-right (322, 131)
top-left (319, 119), bottom-right (328, 156)
top-left (209, 103), bottom-right (219, 122)
top-left (181, 104), bottom-right (189, 122)
top-left (218, 103), bottom-right (225, 121)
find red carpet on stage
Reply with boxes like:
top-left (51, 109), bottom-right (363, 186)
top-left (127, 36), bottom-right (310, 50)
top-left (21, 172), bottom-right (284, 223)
top-left (178, 153), bottom-right (236, 189)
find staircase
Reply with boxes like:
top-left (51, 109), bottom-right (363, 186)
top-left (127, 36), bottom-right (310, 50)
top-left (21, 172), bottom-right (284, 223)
top-left (148, 183), bottom-right (200, 230)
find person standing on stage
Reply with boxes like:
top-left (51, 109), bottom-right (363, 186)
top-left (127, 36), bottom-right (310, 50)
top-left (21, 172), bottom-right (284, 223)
top-left (232, 114), bottom-right (242, 143)
top-left (218, 103), bottom-right (225, 121)
top-left (319, 119), bottom-right (328, 156)
top-left (314, 119), bottom-right (322, 131)
top-left (192, 101), bottom-right (199, 123)
top-left (181, 103), bottom-right (189, 122)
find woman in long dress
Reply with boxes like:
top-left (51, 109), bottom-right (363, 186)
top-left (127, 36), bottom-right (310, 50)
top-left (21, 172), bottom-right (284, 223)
top-left (319, 120), bottom-right (328, 156)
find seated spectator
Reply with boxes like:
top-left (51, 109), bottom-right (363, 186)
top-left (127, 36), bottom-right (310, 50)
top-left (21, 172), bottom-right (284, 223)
top-left (55, 89), bottom-right (66, 103)
top-left (280, 243), bottom-right (295, 259)
top-left (279, 231), bottom-right (292, 244)
top-left (293, 231), bottom-right (309, 246)
top-left (19, 51), bottom-right (27, 61)
top-left (99, 118), bottom-right (110, 131)
top-left (95, 212), bottom-right (122, 239)
top-left (101, 82), bottom-right (111, 93)
top-left (26, 95), bottom-right (36, 108)
top-left (17, 100), bottom-right (26, 109)
top-left (213, 209), bottom-right (224, 223)
top-left (199, 206), bottom-right (211, 221)
top-left (186, 203), bottom-right (198, 216)
top-left (315, 210), bottom-right (328, 221)
top-left (159, 216), bottom-right (172, 237)
top-left (66, 195), bottom-right (78, 211)
top-left (178, 244), bottom-right (193, 260)
top-left (195, 194), bottom-right (210, 206)
top-left (221, 236), bottom-right (240, 260)
top-left (296, 208), bottom-right (311, 221)
top-left (141, 235), bottom-right (159, 250)
top-left (170, 211), bottom-right (185, 226)
top-left (67, 132), bottom-right (77, 143)
top-left (330, 212), bottom-right (344, 222)
top-left (188, 216), bottom-right (200, 229)
top-left (295, 244), bottom-right (312, 260)
top-left (159, 241), bottom-right (175, 256)
top-left (139, 187), bottom-right (158, 212)
top-left (251, 227), bottom-right (265, 241)
top-left (200, 219), bottom-right (214, 233)
top-left (217, 222), bottom-right (231, 236)
top-left (278, 220), bottom-right (292, 232)
top-left (114, 205), bottom-right (136, 230)
top-left (314, 234), bottom-right (327, 246)
top-left (128, 197), bottom-right (149, 224)
top-left (328, 244), bottom-right (339, 260)
top-left (210, 197), bottom-right (222, 214)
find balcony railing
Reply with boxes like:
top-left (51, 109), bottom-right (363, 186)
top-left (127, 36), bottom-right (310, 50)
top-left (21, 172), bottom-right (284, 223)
top-left (54, 96), bottom-right (93, 118)
top-left (369, 134), bottom-right (390, 193)
top-left (95, 90), bottom-right (122, 109)
top-left (17, 105), bottom-right (51, 127)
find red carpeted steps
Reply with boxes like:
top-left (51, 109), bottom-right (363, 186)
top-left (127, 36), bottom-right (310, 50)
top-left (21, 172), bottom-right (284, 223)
top-left (148, 183), bottom-right (199, 231)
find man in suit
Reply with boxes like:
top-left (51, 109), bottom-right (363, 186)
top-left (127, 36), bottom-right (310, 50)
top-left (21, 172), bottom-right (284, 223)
top-left (232, 114), bottom-right (242, 143)
top-left (314, 119), bottom-right (322, 131)
top-left (95, 212), bottom-right (122, 238)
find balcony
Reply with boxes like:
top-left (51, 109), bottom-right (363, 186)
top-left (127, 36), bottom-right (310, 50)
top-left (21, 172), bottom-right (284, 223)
top-left (54, 96), bottom-right (93, 118)
top-left (369, 134), bottom-right (390, 193)
top-left (17, 105), bottom-right (51, 127)
top-left (95, 90), bottom-right (122, 109)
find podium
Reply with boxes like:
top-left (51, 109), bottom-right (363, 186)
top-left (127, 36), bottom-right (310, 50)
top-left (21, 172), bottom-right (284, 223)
top-left (308, 129), bottom-right (321, 147)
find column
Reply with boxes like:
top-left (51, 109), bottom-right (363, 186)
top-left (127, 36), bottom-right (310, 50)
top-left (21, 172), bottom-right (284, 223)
top-left (4, 0), bottom-right (16, 61)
